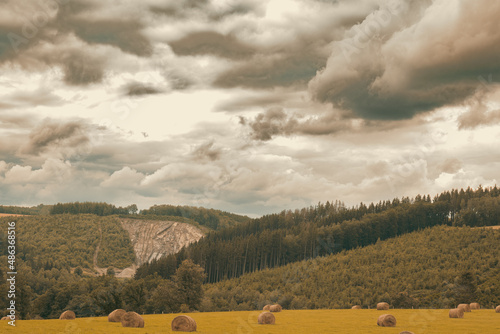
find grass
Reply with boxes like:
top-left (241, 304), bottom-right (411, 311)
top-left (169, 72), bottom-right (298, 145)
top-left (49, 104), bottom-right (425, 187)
top-left (2, 309), bottom-right (499, 333)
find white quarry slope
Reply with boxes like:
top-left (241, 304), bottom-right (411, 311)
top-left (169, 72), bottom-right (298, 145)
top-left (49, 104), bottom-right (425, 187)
top-left (114, 218), bottom-right (204, 278)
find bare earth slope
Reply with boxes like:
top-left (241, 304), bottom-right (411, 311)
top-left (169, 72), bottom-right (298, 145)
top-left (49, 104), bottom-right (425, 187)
top-left (116, 218), bottom-right (204, 277)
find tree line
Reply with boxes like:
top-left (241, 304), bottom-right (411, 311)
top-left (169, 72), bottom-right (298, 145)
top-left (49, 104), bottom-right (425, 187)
top-left (50, 202), bottom-right (138, 216)
top-left (49, 202), bottom-right (250, 231)
top-left (135, 186), bottom-right (500, 283)
top-left (0, 259), bottom-right (205, 319)
top-left (200, 226), bottom-right (500, 311)
top-left (139, 204), bottom-right (251, 230)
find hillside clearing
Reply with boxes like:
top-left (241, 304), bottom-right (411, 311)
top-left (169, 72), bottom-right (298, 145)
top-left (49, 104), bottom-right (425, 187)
top-left (0, 213), bottom-right (26, 217)
top-left (2, 309), bottom-right (499, 334)
top-left (477, 225), bottom-right (500, 230)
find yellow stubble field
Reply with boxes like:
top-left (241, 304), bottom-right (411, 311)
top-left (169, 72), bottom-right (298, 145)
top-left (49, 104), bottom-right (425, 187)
top-left (2, 309), bottom-right (499, 334)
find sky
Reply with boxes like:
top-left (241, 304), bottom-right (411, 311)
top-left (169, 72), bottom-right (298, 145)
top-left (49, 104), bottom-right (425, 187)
top-left (1, 0), bottom-right (500, 217)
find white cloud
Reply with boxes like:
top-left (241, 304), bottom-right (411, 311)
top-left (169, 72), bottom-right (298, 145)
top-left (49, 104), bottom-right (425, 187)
top-left (100, 166), bottom-right (145, 189)
top-left (3, 159), bottom-right (72, 185)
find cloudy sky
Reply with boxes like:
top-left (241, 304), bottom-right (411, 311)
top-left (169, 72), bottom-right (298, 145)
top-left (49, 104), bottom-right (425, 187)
top-left (1, 0), bottom-right (499, 216)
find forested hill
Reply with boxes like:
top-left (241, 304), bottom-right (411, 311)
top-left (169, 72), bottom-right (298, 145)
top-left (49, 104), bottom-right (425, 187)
top-left (139, 204), bottom-right (251, 230)
top-left (0, 214), bottom-right (135, 271)
top-left (202, 225), bottom-right (500, 311)
top-left (49, 202), bottom-right (251, 231)
top-left (135, 186), bottom-right (500, 283)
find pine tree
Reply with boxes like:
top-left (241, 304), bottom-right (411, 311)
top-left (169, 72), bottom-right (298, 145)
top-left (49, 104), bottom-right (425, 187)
top-left (453, 271), bottom-right (477, 304)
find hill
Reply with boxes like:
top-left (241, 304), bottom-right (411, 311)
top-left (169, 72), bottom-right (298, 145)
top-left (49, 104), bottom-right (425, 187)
top-left (48, 202), bottom-right (251, 231)
top-left (139, 204), bottom-right (252, 230)
top-left (0, 214), bottom-right (135, 271)
top-left (201, 225), bottom-right (500, 311)
top-left (135, 186), bottom-right (500, 282)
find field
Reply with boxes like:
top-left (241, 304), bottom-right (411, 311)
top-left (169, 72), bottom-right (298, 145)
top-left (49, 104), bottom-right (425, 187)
top-left (2, 309), bottom-right (499, 334)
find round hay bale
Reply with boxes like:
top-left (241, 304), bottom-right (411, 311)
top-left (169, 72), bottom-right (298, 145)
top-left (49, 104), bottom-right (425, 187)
top-left (470, 302), bottom-right (480, 310)
top-left (377, 314), bottom-right (396, 327)
top-left (496, 305), bottom-right (500, 313)
top-left (269, 304), bottom-right (282, 312)
top-left (258, 312), bottom-right (275, 325)
top-left (121, 311), bottom-right (144, 328)
top-left (171, 315), bottom-right (197, 332)
top-left (377, 302), bottom-right (390, 310)
top-left (449, 308), bottom-right (464, 318)
top-left (1, 316), bottom-right (10, 320)
top-left (59, 311), bottom-right (76, 320)
top-left (457, 303), bottom-right (471, 312)
top-left (263, 304), bottom-right (271, 311)
top-left (351, 305), bottom-right (362, 309)
top-left (108, 309), bottom-right (126, 322)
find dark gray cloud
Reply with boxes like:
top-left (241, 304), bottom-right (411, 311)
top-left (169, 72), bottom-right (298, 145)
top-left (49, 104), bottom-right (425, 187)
top-left (191, 140), bottom-right (222, 161)
top-left (243, 107), bottom-right (355, 141)
top-left (54, 0), bottom-right (152, 57)
top-left (309, 0), bottom-right (500, 121)
top-left (150, 0), bottom-right (209, 16)
top-left (0, 0), bottom-right (153, 86)
top-left (214, 51), bottom-right (325, 88)
top-left (169, 31), bottom-right (255, 60)
top-left (459, 108), bottom-right (500, 130)
top-left (60, 51), bottom-right (105, 85)
top-left (65, 19), bottom-right (153, 57)
top-left (216, 93), bottom-right (290, 112)
top-left (22, 119), bottom-right (89, 155)
top-left (124, 82), bottom-right (162, 96)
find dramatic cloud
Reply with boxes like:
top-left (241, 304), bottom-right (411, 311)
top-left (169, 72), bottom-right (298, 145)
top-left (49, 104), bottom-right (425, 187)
top-left (242, 107), bottom-right (363, 140)
top-left (60, 51), bottom-right (105, 85)
top-left (309, 0), bottom-right (500, 120)
top-left (3, 159), bottom-right (72, 185)
top-left (214, 51), bottom-right (325, 88)
top-left (1, 0), bottom-right (499, 216)
top-left (169, 31), bottom-right (255, 60)
top-left (21, 119), bottom-right (90, 155)
top-left (124, 82), bottom-right (163, 96)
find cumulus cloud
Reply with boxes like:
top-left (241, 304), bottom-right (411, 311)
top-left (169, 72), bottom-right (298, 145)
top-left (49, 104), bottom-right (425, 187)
top-left (0, 0), bottom-right (154, 86)
top-left (21, 119), bottom-right (90, 155)
top-left (100, 166), bottom-right (145, 189)
top-left (3, 159), bottom-right (72, 185)
top-left (309, 0), bottom-right (500, 120)
top-left (242, 107), bottom-right (364, 140)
